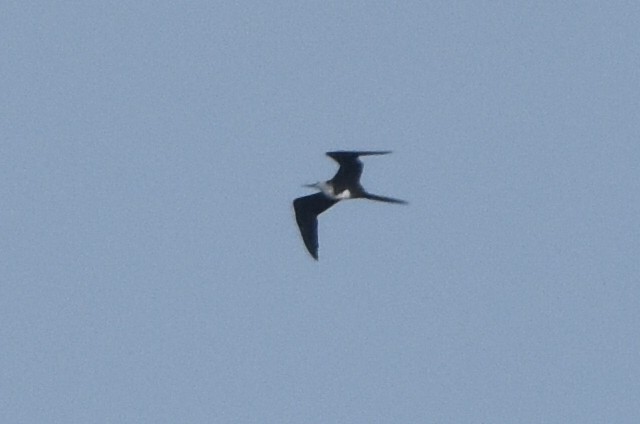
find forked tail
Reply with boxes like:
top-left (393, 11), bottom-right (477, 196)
top-left (363, 192), bottom-right (408, 204)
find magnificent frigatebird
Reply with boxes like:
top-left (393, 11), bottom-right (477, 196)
top-left (293, 150), bottom-right (407, 260)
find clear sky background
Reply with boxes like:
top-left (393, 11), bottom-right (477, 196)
top-left (2, 1), bottom-right (639, 423)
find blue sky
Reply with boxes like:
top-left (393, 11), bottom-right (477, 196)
top-left (2, 1), bottom-right (639, 422)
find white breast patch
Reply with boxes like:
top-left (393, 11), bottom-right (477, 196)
top-left (335, 189), bottom-right (352, 199)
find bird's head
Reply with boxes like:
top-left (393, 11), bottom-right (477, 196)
top-left (303, 182), bottom-right (323, 190)
top-left (303, 181), bottom-right (335, 198)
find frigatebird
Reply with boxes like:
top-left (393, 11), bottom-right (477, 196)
top-left (293, 151), bottom-right (407, 260)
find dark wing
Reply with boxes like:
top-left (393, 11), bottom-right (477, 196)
top-left (293, 193), bottom-right (338, 260)
top-left (326, 151), bottom-right (392, 187)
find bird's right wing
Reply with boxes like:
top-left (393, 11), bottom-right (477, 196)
top-left (326, 151), bottom-right (391, 185)
top-left (293, 193), bottom-right (338, 260)
top-left (326, 151), bottom-right (392, 161)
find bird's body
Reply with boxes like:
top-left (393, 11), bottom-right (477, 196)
top-left (293, 151), bottom-right (407, 260)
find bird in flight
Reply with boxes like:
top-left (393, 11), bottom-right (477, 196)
top-left (293, 151), bottom-right (407, 260)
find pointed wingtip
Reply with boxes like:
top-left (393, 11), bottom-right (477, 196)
top-left (310, 245), bottom-right (319, 260)
top-left (305, 248), bottom-right (318, 260)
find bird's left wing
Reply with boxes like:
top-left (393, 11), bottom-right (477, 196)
top-left (293, 193), bottom-right (338, 260)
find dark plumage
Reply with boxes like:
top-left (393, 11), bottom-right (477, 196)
top-left (293, 151), bottom-right (407, 260)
